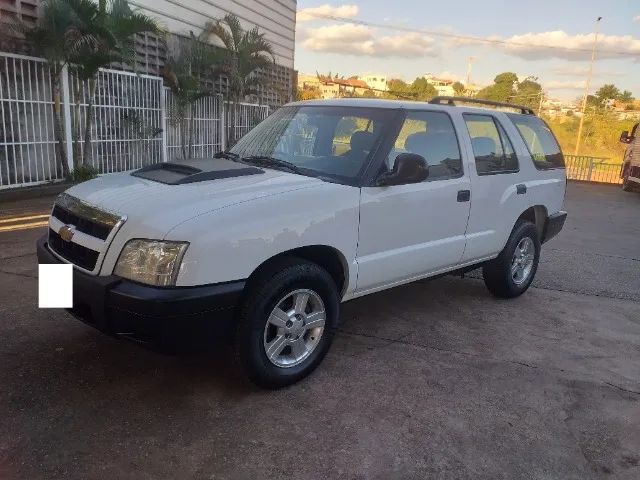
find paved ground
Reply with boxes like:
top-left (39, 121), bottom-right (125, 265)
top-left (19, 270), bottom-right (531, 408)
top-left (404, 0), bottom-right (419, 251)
top-left (0, 183), bottom-right (639, 480)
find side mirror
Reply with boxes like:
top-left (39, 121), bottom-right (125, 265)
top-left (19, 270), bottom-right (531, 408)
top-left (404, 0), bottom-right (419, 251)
top-left (377, 153), bottom-right (429, 186)
top-left (620, 131), bottom-right (632, 144)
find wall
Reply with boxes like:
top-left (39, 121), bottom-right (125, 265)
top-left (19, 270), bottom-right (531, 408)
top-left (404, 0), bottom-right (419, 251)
top-left (131, 0), bottom-right (296, 69)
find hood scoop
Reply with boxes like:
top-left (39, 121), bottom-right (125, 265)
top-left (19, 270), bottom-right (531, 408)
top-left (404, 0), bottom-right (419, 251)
top-left (131, 158), bottom-right (263, 185)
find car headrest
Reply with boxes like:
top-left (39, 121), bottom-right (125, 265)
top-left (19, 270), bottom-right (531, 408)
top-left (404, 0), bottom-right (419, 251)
top-left (471, 137), bottom-right (497, 157)
top-left (350, 131), bottom-right (375, 152)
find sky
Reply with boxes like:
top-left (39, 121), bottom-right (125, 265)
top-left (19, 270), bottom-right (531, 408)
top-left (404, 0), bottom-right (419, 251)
top-left (295, 0), bottom-right (639, 101)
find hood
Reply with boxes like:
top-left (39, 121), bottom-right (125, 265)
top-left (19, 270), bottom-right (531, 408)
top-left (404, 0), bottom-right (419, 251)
top-left (65, 163), bottom-right (322, 236)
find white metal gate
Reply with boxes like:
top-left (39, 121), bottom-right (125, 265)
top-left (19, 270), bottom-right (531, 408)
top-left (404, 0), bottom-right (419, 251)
top-left (69, 68), bottom-right (164, 174)
top-left (0, 51), bottom-right (270, 190)
top-left (164, 92), bottom-right (224, 162)
top-left (0, 53), bottom-right (61, 189)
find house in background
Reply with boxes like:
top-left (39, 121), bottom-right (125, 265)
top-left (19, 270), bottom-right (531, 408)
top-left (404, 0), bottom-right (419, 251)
top-left (0, 0), bottom-right (297, 106)
top-left (361, 74), bottom-right (388, 95)
top-left (424, 74), bottom-right (455, 96)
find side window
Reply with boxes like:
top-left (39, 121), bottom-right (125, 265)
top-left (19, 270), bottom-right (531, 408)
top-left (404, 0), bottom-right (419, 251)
top-left (464, 114), bottom-right (519, 175)
top-left (507, 114), bottom-right (565, 170)
top-left (389, 111), bottom-right (462, 181)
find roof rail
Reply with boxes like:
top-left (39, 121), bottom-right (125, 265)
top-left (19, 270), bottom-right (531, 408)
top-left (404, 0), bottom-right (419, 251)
top-left (429, 96), bottom-right (536, 115)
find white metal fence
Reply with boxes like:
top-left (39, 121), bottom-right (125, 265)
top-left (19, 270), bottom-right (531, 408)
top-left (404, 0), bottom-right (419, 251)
top-left (0, 52), bottom-right (269, 190)
top-left (0, 54), bottom-right (61, 188)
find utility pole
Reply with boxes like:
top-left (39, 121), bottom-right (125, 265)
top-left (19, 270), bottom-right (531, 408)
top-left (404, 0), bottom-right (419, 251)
top-left (466, 57), bottom-right (476, 89)
top-left (574, 17), bottom-right (602, 156)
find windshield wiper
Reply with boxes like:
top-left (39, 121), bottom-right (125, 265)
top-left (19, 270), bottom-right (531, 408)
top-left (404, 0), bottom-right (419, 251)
top-left (241, 155), bottom-right (303, 174)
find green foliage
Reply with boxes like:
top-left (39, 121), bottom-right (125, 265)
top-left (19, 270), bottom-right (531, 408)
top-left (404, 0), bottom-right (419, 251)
top-left (201, 13), bottom-right (275, 145)
top-left (410, 77), bottom-right (438, 101)
top-left (545, 111), bottom-right (636, 162)
top-left (66, 164), bottom-right (98, 183)
top-left (382, 78), bottom-right (437, 100)
top-left (595, 84), bottom-right (620, 104)
top-left (620, 90), bottom-right (635, 103)
top-left (476, 72), bottom-right (519, 103)
top-left (452, 81), bottom-right (465, 95)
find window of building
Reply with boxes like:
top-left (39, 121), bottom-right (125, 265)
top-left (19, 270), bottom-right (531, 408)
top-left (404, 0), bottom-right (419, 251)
top-left (464, 114), bottom-right (519, 175)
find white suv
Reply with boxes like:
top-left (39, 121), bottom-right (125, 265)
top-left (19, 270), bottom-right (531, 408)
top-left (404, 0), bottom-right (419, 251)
top-left (37, 97), bottom-right (567, 388)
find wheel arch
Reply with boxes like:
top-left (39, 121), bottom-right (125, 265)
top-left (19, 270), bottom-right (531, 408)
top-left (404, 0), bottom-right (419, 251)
top-left (515, 205), bottom-right (548, 241)
top-left (245, 245), bottom-right (350, 299)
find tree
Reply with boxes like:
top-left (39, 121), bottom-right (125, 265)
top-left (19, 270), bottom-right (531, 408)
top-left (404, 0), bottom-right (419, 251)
top-left (202, 14), bottom-right (275, 147)
top-left (18, 0), bottom-right (76, 177)
top-left (452, 81), bottom-right (465, 96)
top-left (595, 84), bottom-right (621, 105)
top-left (65, 0), bottom-right (161, 166)
top-left (410, 77), bottom-right (438, 101)
top-left (383, 79), bottom-right (412, 99)
top-left (514, 76), bottom-right (542, 110)
top-left (476, 72), bottom-right (518, 102)
top-left (163, 34), bottom-right (216, 159)
top-left (619, 90), bottom-right (635, 104)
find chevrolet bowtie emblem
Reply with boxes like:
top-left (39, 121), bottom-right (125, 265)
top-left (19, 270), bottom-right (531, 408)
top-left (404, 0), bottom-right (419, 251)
top-left (58, 225), bottom-right (75, 242)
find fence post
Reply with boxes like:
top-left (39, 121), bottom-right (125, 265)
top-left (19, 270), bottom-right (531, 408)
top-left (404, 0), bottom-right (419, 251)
top-left (61, 64), bottom-right (74, 173)
top-left (220, 97), bottom-right (226, 152)
top-left (160, 84), bottom-right (167, 163)
top-left (587, 157), bottom-right (594, 182)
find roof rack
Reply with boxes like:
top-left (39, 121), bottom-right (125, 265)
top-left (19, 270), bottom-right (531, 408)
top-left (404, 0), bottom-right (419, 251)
top-left (429, 96), bottom-right (536, 115)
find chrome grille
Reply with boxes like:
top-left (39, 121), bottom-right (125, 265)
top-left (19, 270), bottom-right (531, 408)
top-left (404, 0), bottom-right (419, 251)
top-left (48, 194), bottom-right (126, 273)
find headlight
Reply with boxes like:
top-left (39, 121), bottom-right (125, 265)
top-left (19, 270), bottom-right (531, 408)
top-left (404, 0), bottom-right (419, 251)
top-left (114, 239), bottom-right (189, 287)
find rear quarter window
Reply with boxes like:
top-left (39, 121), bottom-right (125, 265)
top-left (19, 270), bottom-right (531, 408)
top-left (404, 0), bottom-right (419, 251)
top-left (507, 114), bottom-right (565, 170)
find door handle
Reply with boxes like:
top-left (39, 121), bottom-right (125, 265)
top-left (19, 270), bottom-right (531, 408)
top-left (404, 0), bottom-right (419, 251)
top-left (516, 184), bottom-right (527, 194)
top-left (457, 190), bottom-right (471, 202)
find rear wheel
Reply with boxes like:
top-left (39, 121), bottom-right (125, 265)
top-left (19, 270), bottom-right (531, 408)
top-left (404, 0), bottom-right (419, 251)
top-left (235, 258), bottom-right (340, 388)
top-left (482, 220), bottom-right (540, 298)
top-left (622, 168), bottom-right (633, 191)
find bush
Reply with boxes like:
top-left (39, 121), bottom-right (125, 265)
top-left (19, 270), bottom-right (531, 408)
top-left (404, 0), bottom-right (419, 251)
top-left (67, 165), bottom-right (98, 183)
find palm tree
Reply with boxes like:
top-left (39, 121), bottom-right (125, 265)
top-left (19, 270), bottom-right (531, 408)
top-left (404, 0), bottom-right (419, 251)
top-left (17, 0), bottom-right (76, 177)
top-left (201, 14), bottom-right (274, 146)
top-left (64, 0), bottom-right (161, 166)
top-left (163, 34), bottom-right (216, 159)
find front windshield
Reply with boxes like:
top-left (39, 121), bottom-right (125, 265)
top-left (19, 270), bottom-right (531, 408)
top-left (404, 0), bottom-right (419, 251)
top-left (229, 106), bottom-right (396, 182)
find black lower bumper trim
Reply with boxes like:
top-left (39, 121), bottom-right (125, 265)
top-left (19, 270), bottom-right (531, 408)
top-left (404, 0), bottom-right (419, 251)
top-left (542, 211), bottom-right (567, 243)
top-left (36, 235), bottom-right (245, 350)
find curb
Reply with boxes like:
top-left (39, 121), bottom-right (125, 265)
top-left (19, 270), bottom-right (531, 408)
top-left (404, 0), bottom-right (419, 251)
top-left (0, 183), bottom-right (70, 204)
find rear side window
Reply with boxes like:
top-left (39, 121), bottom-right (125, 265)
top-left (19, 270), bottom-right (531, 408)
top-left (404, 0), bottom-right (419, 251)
top-left (507, 114), bottom-right (564, 169)
top-left (463, 114), bottom-right (519, 175)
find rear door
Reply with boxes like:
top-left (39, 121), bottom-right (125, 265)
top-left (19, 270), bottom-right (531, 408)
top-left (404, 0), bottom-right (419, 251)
top-left (356, 110), bottom-right (472, 294)
top-left (461, 112), bottom-right (530, 261)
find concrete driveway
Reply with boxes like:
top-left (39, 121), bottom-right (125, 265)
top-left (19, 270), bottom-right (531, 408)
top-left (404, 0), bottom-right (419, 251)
top-left (1, 183), bottom-right (639, 479)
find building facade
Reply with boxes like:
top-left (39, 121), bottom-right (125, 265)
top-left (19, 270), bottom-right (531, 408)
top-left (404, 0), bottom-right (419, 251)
top-left (0, 0), bottom-right (297, 106)
top-left (361, 74), bottom-right (387, 94)
top-left (424, 74), bottom-right (455, 97)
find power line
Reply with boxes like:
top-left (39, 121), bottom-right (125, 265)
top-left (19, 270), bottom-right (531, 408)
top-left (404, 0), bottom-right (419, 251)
top-left (303, 13), bottom-right (639, 58)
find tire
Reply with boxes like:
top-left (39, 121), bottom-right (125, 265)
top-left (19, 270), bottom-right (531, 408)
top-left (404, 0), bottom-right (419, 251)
top-left (622, 169), bottom-right (632, 191)
top-left (482, 220), bottom-right (540, 298)
top-left (235, 257), bottom-right (340, 388)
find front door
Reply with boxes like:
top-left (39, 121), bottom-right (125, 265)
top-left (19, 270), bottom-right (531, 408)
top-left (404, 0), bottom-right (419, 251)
top-left (356, 110), bottom-right (471, 295)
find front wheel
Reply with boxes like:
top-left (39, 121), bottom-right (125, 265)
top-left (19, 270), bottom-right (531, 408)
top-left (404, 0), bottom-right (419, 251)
top-left (482, 221), bottom-right (540, 298)
top-left (235, 258), bottom-right (340, 388)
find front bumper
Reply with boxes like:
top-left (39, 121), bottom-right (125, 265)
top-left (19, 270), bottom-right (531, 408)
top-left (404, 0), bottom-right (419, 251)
top-left (542, 211), bottom-right (567, 243)
top-left (37, 235), bottom-right (245, 351)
